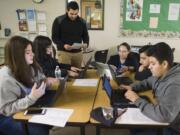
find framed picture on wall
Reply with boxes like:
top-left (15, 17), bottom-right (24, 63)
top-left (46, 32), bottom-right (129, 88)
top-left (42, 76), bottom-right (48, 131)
top-left (81, 0), bottom-right (104, 30)
top-left (66, 0), bottom-right (104, 30)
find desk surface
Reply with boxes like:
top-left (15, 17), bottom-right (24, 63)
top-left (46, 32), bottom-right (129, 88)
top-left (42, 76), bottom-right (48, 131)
top-left (13, 69), bottom-right (99, 124)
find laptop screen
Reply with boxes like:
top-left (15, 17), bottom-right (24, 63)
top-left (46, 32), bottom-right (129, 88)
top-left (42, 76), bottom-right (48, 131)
top-left (103, 75), bottom-right (112, 98)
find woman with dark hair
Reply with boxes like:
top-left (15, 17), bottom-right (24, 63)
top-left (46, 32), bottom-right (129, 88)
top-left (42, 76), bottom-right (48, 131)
top-left (0, 36), bottom-right (53, 135)
top-left (33, 35), bottom-right (81, 78)
top-left (108, 42), bottom-right (139, 74)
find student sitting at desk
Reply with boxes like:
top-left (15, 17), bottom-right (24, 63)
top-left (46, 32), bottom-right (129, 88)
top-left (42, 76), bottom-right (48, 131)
top-left (135, 45), bottom-right (152, 81)
top-left (0, 36), bottom-right (56, 135)
top-left (107, 42), bottom-right (139, 74)
top-left (121, 42), bottom-right (180, 135)
top-left (33, 35), bottom-right (81, 78)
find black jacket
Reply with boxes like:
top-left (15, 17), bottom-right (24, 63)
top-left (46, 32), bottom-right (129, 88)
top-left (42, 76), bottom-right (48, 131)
top-left (107, 53), bottom-right (139, 72)
top-left (38, 55), bottom-right (71, 77)
top-left (135, 68), bottom-right (152, 81)
top-left (52, 14), bottom-right (89, 53)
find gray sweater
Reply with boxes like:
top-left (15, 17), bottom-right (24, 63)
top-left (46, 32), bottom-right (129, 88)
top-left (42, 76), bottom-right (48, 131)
top-left (132, 64), bottom-right (180, 123)
top-left (0, 66), bottom-right (45, 116)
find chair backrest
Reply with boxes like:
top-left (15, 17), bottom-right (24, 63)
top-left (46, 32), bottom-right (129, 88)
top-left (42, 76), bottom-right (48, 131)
top-left (94, 49), bottom-right (108, 63)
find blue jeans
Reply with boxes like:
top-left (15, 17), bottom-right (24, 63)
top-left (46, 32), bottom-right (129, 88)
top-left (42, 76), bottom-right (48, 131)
top-left (0, 114), bottom-right (50, 135)
top-left (130, 127), bottom-right (180, 135)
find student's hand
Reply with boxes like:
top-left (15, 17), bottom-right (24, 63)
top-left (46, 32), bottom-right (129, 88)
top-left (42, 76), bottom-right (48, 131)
top-left (46, 77), bottom-right (59, 88)
top-left (64, 44), bottom-right (72, 51)
top-left (119, 66), bottom-right (128, 73)
top-left (70, 66), bottom-right (81, 72)
top-left (109, 65), bottom-right (117, 71)
top-left (68, 70), bottom-right (79, 77)
top-left (119, 84), bottom-right (132, 91)
top-left (81, 44), bottom-right (87, 51)
top-left (138, 65), bottom-right (145, 72)
top-left (124, 90), bottom-right (139, 102)
top-left (30, 81), bottom-right (46, 99)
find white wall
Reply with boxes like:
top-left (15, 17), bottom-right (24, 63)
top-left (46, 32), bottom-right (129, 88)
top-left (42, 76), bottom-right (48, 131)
top-left (1, 0), bottom-right (180, 61)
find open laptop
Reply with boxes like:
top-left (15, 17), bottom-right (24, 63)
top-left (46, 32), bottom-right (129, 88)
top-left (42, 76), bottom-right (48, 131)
top-left (91, 62), bottom-right (113, 79)
top-left (102, 74), bottom-right (137, 108)
top-left (108, 65), bottom-right (133, 85)
top-left (77, 57), bottom-right (92, 78)
top-left (31, 76), bottom-right (68, 107)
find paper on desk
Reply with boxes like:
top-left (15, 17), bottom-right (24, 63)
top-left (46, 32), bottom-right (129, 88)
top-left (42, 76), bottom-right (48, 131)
top-left (115, 108), bottom-right (169, 125)
top-left (73, 79), bottom-right (98, 86)
top-left (29, 108), bottom-right (73, 127)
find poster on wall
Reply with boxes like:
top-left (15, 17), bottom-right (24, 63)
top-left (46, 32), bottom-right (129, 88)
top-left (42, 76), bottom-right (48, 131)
top-left (126, 0), bottom-right (143, 21)
top-left (19, 20), bottom-right (28, 31)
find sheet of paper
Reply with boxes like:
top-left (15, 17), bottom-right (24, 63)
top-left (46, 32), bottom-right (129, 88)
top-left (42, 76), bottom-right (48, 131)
top-left (28, 21), bottom-right (37, 32)
top-left (168, 3), bottom-right (179, 21)
top-left (29, 108), bottom-right (73, 127)
top-left (71, 43), bottom-right (82, 49)
top-left (73, 79), bottom-right (98, 86)
top-left (115, 108), bottom-right (169, 125)
top-left (149, 17), bottom-right (158, 29)
top-left (26, 9), bottom-right (36, 21)
top-left (37, 11), bottom-right (46, 22)
top-left (149, 4), bottom-right (160, 13)
top-left (38, 23), bottom-right (47, 32)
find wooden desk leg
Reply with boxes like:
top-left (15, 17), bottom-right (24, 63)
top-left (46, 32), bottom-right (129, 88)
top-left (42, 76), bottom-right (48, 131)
top-left (21, 122), bottom-right (29, 135)
top-left (96, 125), bottom-right (100, 135)
top-left (80, 126), bottom-right (85, 135)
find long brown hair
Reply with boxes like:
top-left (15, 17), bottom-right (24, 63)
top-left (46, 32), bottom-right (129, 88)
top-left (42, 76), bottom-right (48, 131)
top-left (4, 36), bottom-right (41, 87)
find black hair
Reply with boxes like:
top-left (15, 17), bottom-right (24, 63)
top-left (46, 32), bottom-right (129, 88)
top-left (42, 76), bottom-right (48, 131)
top-left (117, 42), bottom-right (130, 51)
top-left (33, 35), bottom-right (52, 62)
top-left (147, 42), bottom-right (174, 68)
top-left (67, 1), bottom-right (79, 11)
top-left (139, 45), bottom-right (151, 54)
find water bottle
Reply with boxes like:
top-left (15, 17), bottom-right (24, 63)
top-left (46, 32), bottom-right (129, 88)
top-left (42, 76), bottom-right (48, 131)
top-left (55, 66), bottom-right (61, 79)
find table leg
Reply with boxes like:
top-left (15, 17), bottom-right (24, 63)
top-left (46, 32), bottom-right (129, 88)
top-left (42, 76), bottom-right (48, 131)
top-left (96, 125), bottom-right (100, 135)
top-left (80, 126), bottom-right (85, 135)
top-left (21, 122), bottom-right (29, 135)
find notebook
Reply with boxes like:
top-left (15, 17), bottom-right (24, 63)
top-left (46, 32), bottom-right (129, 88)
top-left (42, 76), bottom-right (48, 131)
top-left (77, 57), bottom-right (92, 78)
top-left (102, 74), bottom-right (137, 108)
top-left (108, 65), bottom-right (133, 85)
top-left (31, 76), bottom-right (68, 107)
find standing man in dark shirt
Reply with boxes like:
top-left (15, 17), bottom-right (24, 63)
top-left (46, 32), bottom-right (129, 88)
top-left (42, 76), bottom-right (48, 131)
top-left (52, 1), bottom-right (89, 68)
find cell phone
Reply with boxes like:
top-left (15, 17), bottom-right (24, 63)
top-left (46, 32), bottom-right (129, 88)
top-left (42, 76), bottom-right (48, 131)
top-left (36, 78), bottom-right (46, 88)
top-left (24, 108), bottom-right (46, 115)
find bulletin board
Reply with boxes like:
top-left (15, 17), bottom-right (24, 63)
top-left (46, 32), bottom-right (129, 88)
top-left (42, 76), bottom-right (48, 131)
top-left (120, 0), bottom-right (180, 38)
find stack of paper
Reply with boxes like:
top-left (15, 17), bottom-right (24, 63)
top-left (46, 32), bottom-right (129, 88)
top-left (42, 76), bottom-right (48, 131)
top-left (29, 108), bottom-right (73, 127)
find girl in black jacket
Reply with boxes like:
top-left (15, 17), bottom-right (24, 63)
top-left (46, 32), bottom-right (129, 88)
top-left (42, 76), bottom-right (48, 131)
top-left (33, 36), bottom-right (80, 78)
